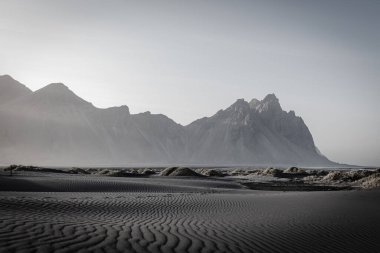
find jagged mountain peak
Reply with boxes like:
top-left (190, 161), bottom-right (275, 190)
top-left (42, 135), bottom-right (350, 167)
top-left (262, 93), bottom-right (279, 103)
top-left (249, 98), bottom-right (260, 108)
top-left (222, 99), bottom-right (252, 123)
top-left (227, 99), bottom-right (250, 111)
top-left (225, 94), bottom-right (283, 116)
top-left (252, 93), bottom-right (282, 114)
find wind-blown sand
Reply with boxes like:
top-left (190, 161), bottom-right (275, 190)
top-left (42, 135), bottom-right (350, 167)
top-left (1, 171), bottom-right (380, 253)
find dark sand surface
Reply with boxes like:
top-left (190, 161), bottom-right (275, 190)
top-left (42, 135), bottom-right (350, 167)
top-left (0, 173), bottom-right (380, 253)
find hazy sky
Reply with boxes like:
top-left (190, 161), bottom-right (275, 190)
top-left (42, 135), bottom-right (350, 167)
top-left (0, 0), bottom-right (379, 166)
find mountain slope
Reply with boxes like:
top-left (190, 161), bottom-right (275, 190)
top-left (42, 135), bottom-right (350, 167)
top-left (0, 80), bottom-right (185, 165)
top-left (0, 75), bottom-right (32, 106)
top-left (0, 75), bottom-right (336, 166)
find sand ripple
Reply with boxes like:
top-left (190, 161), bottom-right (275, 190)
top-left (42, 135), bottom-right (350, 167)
top-left (0, 176), bottom-right (380, 252)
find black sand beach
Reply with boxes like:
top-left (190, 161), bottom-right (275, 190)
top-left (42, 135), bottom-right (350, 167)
top-left (0, 171), bottom-right (380, 253)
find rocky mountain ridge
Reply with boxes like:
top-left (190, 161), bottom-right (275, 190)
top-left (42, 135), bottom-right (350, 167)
top-left (0, 75), bottom-right (335, 166)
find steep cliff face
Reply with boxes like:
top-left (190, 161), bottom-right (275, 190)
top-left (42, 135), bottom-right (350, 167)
top-left (185, 94), bottom-right (331, 166)
top-left (0, 76), bottom-right (334, 166)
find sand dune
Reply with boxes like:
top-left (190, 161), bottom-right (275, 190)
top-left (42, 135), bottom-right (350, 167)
top-left (0, 173), bottom-right (380, 252)
top-left (0, 173), bottom-right (242, 193)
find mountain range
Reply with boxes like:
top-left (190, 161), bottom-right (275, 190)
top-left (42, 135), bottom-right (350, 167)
top-left (0, 75), bottom-right (335, 167)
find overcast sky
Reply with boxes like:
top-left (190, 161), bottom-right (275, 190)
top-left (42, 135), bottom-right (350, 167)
top-left (0, 0), bottom-right (379, 166)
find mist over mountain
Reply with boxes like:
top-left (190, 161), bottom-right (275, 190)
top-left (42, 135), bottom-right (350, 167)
top-left (0, 75), bottom-right (335, 166)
